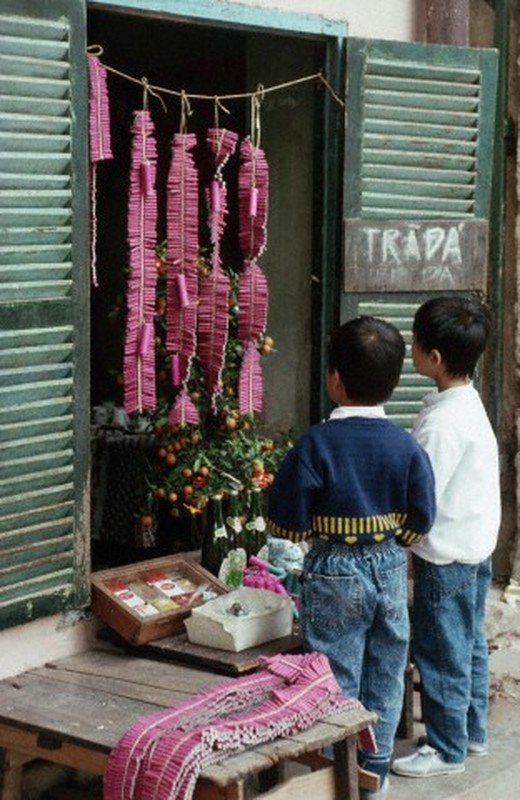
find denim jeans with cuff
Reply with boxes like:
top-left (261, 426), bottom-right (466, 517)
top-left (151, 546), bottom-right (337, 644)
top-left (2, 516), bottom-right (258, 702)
top-left (301, 539), bottom-right (409, 781)
top-left (412, 555), bottom-right (492, 764)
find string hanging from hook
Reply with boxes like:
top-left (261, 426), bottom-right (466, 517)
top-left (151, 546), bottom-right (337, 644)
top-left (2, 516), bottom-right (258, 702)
top-left (87, 47), bottom-right (345, 109)
top-left (180, 90), bottom-right (193, 134)
top-left (250, 84), bottom-right (265, 152)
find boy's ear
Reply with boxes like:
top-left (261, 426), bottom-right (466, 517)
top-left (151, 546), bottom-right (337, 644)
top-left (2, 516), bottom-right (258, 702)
top-left (429, 348), bottom-right (443, 367)
top-left (326, 368), bottom-right (343, 400)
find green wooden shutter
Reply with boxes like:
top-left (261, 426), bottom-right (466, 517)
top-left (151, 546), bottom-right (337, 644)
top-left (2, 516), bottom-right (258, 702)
top-left (0, 0), bottom-right (89, 629)
top-left (341, 38), bottom-right (498, 427)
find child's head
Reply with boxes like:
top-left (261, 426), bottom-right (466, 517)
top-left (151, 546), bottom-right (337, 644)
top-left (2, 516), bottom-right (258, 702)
top-left (327, 316), bottom-right (405, 405)
top-left (412, 296), bottom-right (491, 379)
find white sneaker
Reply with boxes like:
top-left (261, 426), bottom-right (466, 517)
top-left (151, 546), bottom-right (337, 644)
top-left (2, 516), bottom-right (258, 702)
top-left (417, 735), bottom-right (488, 758)
top-left (467, 740), bottom-right (488, 757)
top-left (391, 745), bottom-right (465, 778)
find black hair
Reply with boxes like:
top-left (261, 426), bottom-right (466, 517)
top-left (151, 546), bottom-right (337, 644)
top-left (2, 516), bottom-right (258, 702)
top-left (327, 316), bottom-right (405, 404)
top-left (413, 296), bottom-right (492, 378)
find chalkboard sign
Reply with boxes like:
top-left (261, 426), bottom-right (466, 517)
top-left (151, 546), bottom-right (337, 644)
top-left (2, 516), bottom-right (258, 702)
top-left (344, 219), bottom-right (488, 293)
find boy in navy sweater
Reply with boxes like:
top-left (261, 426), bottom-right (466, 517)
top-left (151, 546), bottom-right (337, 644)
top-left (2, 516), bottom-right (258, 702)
top-left (267, 316), bottom-right (436, 799)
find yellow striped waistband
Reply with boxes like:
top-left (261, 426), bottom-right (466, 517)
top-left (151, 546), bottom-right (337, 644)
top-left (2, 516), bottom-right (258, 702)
top-left (312, 512), bottom-right (406, 537)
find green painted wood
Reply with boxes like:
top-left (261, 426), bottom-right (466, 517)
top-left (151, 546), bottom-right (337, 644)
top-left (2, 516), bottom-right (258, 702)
top-left (345, 38), bottom-right (498, 221)
top-left (311, 36), bottom-right (346, 422)
top-left (0, 0), bottom-right (89, 629)
top-left (342, 38), bottom-right (497, 428)
top-left (89, 0), bottom-right (347, 38)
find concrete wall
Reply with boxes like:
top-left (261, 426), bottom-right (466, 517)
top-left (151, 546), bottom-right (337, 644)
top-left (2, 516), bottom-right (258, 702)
top-left (247, 35), bottom-right (316, 437)
top-left (232, 0), bottom-right (421, 40)
top-left (0, 613), bottom-right (100, 681)
top-left (473, 0), bottom-right (520, 585)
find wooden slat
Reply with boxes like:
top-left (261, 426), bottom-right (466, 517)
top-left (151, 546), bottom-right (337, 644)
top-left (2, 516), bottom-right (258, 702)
top-left (0, 14), bottom-right (68, 41)
top-left (365, 57), bottom-right (480, 83)
top-left (0, 649), bottom-right (375, 800)
top-left (0, 133), bottom-right (70, 154)
top-left (0, 237), bottom-right (70, 258)
top-left (44, 648), bottom-right (232, 697)
top-left (0, 501), bottom-right (74, 537)
top-left (364, 117), bottom-right (478, 142)
top-left (365, 73), bottom-right (479, 97)
top-left (0, 53), bottom-right (69, 79)
top-left (0, 93), bottom-right (69, 116)
top-left (345, 38), bottom-right (497, 225)
top-left (0, 111), bottom-right (70, 134)
top-left (137, 627), bottom-right (302, 675)
top-left (0, 723), bottom-right (107, 775)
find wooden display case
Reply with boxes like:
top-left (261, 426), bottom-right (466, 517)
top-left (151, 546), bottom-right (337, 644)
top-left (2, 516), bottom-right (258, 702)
top-left (90, 555), bottom-right (228, 645)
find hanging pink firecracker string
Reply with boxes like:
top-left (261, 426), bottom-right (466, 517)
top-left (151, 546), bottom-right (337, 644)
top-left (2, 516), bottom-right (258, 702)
top-left (123, 110), bottom-right (158, 415)
top-left (207, 127), bottom-right (239, 171)
top-left (197, 265), bottom-right (230, 411)
top-left (236, 135), bottom-right (270, 418)
top-left (206, 127), bottom-right (238, 265)
top-left (87, 54), bottom-right (113, 162)
top-left (165, 133), bottom-right (199, 388)
top-left (87, 54), bottom-right (113, 288)
top-left (237, 259), bottom-right (268, 343)
top-left (168, 388), bottom-right (199, 428)
top-left (237, 140), bottom-right (269, 344)
top-left (238, 137), bottom-right (268, 262)
top-left (198, 129), bottom-right (238, 409)
top-left (238, 341), bottom-right (264, 415)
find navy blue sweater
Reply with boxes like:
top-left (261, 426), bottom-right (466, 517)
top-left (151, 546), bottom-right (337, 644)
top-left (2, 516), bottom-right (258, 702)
top-left (267, 416), bottom-right (436, 546)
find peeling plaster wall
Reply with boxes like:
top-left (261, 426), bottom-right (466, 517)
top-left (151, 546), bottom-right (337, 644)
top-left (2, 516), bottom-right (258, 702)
top-left (472, 1), bottom-right (519, 585)
top-left (500, 6), bottom-right (519, 585)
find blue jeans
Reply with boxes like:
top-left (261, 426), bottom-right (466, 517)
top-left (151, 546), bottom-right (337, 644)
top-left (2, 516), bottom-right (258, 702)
top-left (301, 540), bottom-right (409, 780)
top-left (412, 555), bottom-right (492, 763)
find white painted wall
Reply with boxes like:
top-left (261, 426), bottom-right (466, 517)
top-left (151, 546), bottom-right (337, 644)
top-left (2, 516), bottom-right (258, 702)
top-left (0, 613), bottom-right (101, 680)
top-left (231, 0), bottom-right (423, 41)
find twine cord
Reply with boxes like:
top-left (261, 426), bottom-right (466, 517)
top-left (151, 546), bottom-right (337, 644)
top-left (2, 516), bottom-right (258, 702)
top-left (87, 49), bottom-right (345, 109)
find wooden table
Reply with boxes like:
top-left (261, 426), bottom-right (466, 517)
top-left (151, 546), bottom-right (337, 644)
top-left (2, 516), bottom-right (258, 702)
top-left (0, 646), bottom-right (376, 800)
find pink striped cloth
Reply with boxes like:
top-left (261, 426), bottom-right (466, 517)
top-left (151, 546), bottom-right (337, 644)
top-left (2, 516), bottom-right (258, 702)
top-left (103, 651), bottom-right (375, 800)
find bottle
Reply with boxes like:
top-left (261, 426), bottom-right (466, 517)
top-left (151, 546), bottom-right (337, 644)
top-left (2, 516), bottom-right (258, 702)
top-left (201, 494), bottom-right (230, 577)
top-left (242, 487), bottom-right (267, 559)
top-left (225, 489), bottom-right (243, 550)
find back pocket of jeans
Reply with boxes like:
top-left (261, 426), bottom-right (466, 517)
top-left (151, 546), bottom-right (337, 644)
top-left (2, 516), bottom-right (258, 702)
top-left (304, 572), bottom-right (363, 631)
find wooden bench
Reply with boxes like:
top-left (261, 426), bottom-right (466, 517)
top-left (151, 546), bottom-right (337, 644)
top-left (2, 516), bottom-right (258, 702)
top-left (0, 646), bottom-right (376, 800)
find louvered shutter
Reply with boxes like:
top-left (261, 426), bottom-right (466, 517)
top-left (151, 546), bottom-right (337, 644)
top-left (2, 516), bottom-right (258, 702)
top-left (0, 0), bottom-right (89, 629)
top-left (341, 38), bottom-right (498, 428)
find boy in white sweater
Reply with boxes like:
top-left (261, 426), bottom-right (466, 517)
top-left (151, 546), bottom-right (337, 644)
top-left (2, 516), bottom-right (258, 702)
top-left (392, 296), bottom-right (501, 778)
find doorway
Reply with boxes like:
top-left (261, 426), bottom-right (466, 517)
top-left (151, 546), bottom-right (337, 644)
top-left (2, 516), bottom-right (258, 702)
top-left (86, 5), bottom-right (340, 568)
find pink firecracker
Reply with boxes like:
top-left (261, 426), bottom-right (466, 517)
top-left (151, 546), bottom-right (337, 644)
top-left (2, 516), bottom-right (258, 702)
top-left (123, 110), bottom-right (158, 415)
top-left (165, 133), bottom-right (199, 387)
